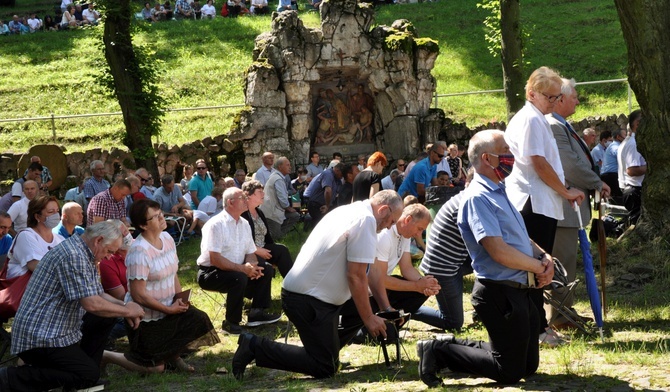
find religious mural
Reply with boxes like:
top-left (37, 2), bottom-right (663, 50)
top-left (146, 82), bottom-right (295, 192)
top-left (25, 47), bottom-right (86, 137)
top-left (313, 83), bottom-right (375, 146)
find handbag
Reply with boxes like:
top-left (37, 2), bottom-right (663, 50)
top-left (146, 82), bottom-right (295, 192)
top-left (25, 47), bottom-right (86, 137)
top-left (0, 232), bottom-right (32, 320)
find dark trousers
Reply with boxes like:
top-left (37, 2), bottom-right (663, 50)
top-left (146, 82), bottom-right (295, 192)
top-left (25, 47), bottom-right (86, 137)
top-left (307, 200), bottom-right (326, 226)
top-left (7, 313), bottom-right (115, 391)
top-left (520, 198), bottom-right (557, 332)
top-left (197, 263), bottom-right (275, 324)
top-left (622, 185), bottom-right (642, 225)
top-left (253, 289), bottom-right (341, 378)
top-left (430, 279), bottom-right (540, 384)
top-left (600, 172), bottom-right (622, 201)
top-left (256, 243), bottom-right (293, 278)
top-left (338, 283), bottom-right (429, 348)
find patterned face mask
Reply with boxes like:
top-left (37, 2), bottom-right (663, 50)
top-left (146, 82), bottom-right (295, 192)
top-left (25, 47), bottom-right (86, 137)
top-left (488, 153), bottom-right (515, 181)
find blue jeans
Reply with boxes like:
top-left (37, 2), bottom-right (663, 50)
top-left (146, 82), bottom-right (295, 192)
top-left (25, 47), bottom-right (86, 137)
top-left (413, 263), bottom-right (472, 331)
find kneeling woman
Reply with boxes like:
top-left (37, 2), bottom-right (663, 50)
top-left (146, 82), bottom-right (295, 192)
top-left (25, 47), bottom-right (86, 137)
top-left (104, 199), bottom-right (220, 373)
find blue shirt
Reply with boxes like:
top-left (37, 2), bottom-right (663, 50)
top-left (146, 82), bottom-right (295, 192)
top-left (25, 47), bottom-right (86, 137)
top-left (0, 234), bottom-right (12, 257)
top-left (303, 168), bottom-right (340, 206)
top-left (398, 157), bottom-right (436, 197)
top-left (53, 222), bottom-right (84, 239)
top-left (457, 174), bottom-right (532, 284)
top-left (601, 140), bottom-right (620, 174)
top-left (84, 177), bottom-right (110, 199)
top-left (189, 174), bottom-right (214, 209)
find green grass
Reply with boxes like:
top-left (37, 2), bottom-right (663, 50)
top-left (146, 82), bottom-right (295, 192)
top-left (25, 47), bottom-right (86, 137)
top-left (0, 0), bottom-right (635, 154)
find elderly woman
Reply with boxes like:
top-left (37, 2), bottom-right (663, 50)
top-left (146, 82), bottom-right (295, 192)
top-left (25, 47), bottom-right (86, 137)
top-left (503, 66), bottom-right (585, 347)
top-left (351, 151), bottom-right (387, 202)
top-left (6, 195), bottom-right (64, 279)
top-left (240, 180), bottom-right (293, 278)
top-left (103, 199), bottom-right (219, 373)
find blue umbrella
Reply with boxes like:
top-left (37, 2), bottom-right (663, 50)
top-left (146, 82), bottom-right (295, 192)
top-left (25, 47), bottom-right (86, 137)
top-left (574, 202), bottom-right (604, 341)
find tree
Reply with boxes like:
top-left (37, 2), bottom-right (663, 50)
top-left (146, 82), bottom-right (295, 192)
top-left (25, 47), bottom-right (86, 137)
top-left (99, 0), bottom-right (164, 177)
top-left (614, 0), bottom-right (670, 235)
top-left (478, 0), bottom-right (525, 120)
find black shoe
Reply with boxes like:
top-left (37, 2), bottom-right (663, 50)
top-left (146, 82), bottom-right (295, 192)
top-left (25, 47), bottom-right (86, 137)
top-left (223, 320), bottom-right (244, 334)
top-left (416, 340), bottom-right (442, 388)
top-left (232, 333), bottom-right (256, 381)
top-left (246, 310), bottom-right (281, 327)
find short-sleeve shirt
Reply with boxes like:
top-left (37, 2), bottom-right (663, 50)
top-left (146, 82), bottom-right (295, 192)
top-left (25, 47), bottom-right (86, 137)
top-left (376, 224), bottom-right (410, 274)
top-left (153, 185), bottom-right (183, 213)
top-left (7, 228), bottom-right (65, 279)
top-left (254, 166), bottom-right (273, 186)
top-left (617, 133), bottom-right (645, 188)
top-left (64, 187), bottom-right (82, 202)
top-left (303, 168), bottom-right (340, 206)
top-left (591, 143), bottom-right (606, 170)
top-left (11, 178), bottom-right (26, 198)
top-left (457, 174), bottom-right (531, 285)
top-left (189, 174), bottom-right (214, 209)
top-left (11, 234), bottom-right (102, 355)
top-left (601, 140), bottom-right (620, 174)
top-left (7, 197), bottom-right (30, 233)
top-left (197, 209), bottom-right (256, 267)
top-left (99, 253), bottom-right (128, 294)
top-left (351, 170), bottom-right (381, 201)
top-left (306, 163), bottom-right (323, 179)
top-left (398, 157), bottom-right (437, 198)
top-left (87, 189), bottom-right (127, 226)
top-left (125, 232), bottom-right (179, 321)
top-left (504, 101), bottom-right (565, 220)
top-left (420, 190), bottom-right (470, 278)
top-left (197, 195), bottom-right (218, 216)
top-left (283, 200), bottom-right (378, 306)
top-left (84, 177), bottom-right (111, 199)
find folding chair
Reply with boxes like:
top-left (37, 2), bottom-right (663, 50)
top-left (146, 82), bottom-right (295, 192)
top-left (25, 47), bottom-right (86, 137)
top-left (543, 258), bottom-right (591, 334)
top-left (165, 215), bottom-right (187, 245)
top-left (195, 288), bottom-right (226, 321)
top-left (375, 310), bottom-right (411, 368)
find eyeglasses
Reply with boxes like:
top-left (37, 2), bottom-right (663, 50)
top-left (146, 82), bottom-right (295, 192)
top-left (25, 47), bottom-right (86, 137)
top-left (434, 152), bottom-right (445, 159)
top-left (541, 92), bottom-right (563, 103)
top-left (196, 167), bottom-right (208, 171)
top-left (234, 195), bottom-right (249, 201)
top-left (397, 163), bottom-right (405, 167)
top-left (147, 211), bottom-right (164, 221)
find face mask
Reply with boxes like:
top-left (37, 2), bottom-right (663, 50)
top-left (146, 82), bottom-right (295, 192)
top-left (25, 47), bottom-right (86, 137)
top-left (489, 153), bottom-right (515, 181)
top-left (300, 175), bottom-right (307, 181)
top-left (44, 213), bottom-right (61, 229)
top-left (123, 233), bottom-right (134, 248)
top-left (605, 141), bottom-right (613, 148)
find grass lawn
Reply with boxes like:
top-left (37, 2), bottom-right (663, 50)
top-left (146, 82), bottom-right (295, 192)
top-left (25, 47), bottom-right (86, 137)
top-left (0, 0), bottom-right (634, 154)
top-left (54, 222), bottom-right (663, 392)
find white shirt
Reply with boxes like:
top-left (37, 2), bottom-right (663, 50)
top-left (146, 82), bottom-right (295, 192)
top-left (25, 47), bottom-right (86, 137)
top-left (376, 225), bottom-right (410, 274)
top-left (617, 133), bottom-right (645, 188)
top-left (381, 175), bottom-right (395, 190)
top-left (82, 8), bottom-right (99, 22)
top-left (201, 3), bottom-right (216, 16)
top-left (283, 200), bottom-right (378, 306)
top-left (27, 17), bottom-right (41, 30)
top-left (7, 228), bottom-right (65, 279)
top-left (504, 101), bottom-right (566, 220)
top-left (197, 195), bottom-right (218, 215)
top-left (197, 209), bottom-right (256, 267)
top-left (7, 197), bottom-right (31, 233)
top-left (253, 165), bottom-right (273, 186)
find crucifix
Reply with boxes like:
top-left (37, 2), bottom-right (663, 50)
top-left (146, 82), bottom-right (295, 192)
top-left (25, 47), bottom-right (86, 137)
top-left (337, 48), bottom-right (345, 66)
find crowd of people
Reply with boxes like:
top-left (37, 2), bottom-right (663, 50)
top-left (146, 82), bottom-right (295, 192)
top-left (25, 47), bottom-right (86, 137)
top-left (0, 2), bottom-right (100, 35)
top-left (0, 66), bottom-right (646, 390)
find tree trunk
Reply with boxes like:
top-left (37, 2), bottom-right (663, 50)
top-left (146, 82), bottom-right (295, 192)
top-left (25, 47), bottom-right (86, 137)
top-left (499, 0), bottom-right (525, 120)
top-left (614, 0), bottom-right (670, 235)
top-left (103, 0), bottom-right (160, 177)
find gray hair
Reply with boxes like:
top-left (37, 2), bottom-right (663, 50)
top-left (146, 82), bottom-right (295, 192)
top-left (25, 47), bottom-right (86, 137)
top-left (89, 160), bottom-right (104, 171)
top-left (82, 220), bottom-right (123, 246)
top-left (400, 203), bottom-right (431, 223)
top-left (468, 129), bottom-right (505, 169)
top-left (560, 78), bottom-right (576, 96)
top-left (370, 190), bottom-right (404, 212)
top-left (583, 128), bottom-right (596, 137)
top-left (274, 156), bottom-right (289, 169)
top-left (222, 187), bottom-right (241, 205)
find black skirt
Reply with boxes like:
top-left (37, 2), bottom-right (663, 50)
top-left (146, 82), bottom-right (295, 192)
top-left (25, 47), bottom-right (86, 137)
top-left (125, 305), bottom-right (220, 366)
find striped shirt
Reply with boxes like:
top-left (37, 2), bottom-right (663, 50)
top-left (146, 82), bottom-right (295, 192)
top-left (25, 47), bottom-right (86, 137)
top-left (11, 234), bottom-right (102, 355)
top-left (420, 190), bottom-right (469, 277)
